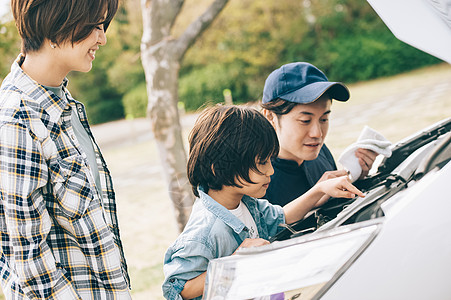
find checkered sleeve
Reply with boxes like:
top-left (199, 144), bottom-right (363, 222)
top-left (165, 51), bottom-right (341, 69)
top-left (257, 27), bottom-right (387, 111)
top-left (0, 122), bottom-right (81, 299)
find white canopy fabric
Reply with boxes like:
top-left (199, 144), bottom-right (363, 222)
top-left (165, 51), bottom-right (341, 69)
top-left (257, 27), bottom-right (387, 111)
top-left (367, 0), bottom-right (451, 64)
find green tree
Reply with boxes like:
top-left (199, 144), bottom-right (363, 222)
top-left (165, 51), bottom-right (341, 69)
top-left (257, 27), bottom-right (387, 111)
top-left (176, 0), bottom-right (440, 111)
top-left (0, 20), bottom-right (20, 80)
top-left (184, 0), bottom-right (309, 75)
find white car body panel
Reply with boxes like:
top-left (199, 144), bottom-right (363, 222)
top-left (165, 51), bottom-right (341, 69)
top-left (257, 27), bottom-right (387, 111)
top-left (321, 161), bottom-right (451, 300)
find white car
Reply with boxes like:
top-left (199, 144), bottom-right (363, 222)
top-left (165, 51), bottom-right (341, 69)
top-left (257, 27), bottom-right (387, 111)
top-left (203, 117), bottom-right (451, 300)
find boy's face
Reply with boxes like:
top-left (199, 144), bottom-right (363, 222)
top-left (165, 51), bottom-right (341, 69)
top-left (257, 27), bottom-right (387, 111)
top-left (237, 159), bottom-right (274, 199)
top-left (266, 95), bottom-right (332, 165)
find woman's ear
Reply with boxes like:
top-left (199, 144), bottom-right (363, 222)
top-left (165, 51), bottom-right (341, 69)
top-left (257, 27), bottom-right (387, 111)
top-left (262, 109), bottom-right (276, 127)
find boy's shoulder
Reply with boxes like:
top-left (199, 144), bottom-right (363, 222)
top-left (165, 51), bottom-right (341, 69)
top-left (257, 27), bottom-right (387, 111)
top-left (242, 195), bottom-right (278, 213)
top-left (170, 197), bottom-right (240, 251)
top-left (182, 198), bottom-right (235, 237)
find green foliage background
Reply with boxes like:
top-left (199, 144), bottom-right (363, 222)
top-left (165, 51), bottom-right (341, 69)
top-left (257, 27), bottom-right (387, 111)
top-left (0, 0), bottom-right (440, 124)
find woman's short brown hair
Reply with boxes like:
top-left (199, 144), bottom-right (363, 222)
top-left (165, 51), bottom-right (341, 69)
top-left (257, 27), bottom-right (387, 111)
top-left (11, 0), bottom-right (118, 53)
top-left (187, 105), bottom-right (279, 197)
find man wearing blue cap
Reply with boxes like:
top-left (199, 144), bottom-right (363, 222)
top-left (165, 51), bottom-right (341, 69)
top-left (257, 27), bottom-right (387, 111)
top-left (261, 62), bottom-right (377, 207)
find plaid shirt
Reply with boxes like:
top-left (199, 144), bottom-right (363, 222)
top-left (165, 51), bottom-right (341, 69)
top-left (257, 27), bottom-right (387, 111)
top-left (0, 55), bottom-right (131, 299)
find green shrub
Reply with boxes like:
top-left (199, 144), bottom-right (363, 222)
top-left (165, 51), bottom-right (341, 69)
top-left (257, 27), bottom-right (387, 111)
top-left (291, 30), bottom-right (441, 83)
top-left (85, 95), bottom-right (124, 124)
top-left (0, 21), bottom-right (21, 80)
top-left (317, 32), bottom-right (440, 83)
top-left (122, 83), bottom-right (148, 119)
top-left (179, 62), bottom-right (252, 111)
top-left (68, 55), bottom-right (125, 125)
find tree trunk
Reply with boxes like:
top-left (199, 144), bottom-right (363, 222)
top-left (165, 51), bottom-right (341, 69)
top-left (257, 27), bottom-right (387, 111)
top-left (141, 49), bottom-right (192, 232)
top-left (140, 0), bottom-right (229, 232)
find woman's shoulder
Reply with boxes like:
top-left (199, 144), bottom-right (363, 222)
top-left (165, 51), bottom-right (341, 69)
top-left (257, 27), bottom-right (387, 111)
top-left (1, 75), bottom-right (23, 106)
top-left (1, 72), bottom-right (42, 113)
top-left (0, 85), bottom-right (31, 128)
top-left (0, 84), bottom-right (50, 139)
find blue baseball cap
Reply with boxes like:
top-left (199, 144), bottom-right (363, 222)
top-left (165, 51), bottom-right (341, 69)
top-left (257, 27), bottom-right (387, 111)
top-left (262, 62), bottom-right (350, 104)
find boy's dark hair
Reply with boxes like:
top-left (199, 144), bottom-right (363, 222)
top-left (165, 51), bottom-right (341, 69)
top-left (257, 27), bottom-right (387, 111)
top-left (12, 0), bottom-right (118, 54)
top-left (188, 105), bottom-right (279, 197)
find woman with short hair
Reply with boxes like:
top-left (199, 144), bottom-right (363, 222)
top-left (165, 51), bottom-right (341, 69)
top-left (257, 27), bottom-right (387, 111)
top-left (0, 0), bottom-right (131, 298)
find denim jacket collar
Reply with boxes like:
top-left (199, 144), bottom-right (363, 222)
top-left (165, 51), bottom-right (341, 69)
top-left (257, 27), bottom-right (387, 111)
top-left (197, 186), bottom-right (272, 244)
top-left (198, 187), bottom-right (246, 235)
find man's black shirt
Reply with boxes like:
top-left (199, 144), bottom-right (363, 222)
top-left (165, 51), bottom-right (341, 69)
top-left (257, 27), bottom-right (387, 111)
top-left (264, 145), bottom-right (337, 206)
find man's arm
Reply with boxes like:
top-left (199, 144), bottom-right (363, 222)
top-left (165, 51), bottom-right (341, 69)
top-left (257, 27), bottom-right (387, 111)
top-left (284, 176), bottom-right (364, 224)
top-left (0, 123), bottom-right (81, 299)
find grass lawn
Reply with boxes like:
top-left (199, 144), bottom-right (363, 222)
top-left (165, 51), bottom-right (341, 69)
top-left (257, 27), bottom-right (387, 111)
top-left (1, 63), bottom-right (450, 299)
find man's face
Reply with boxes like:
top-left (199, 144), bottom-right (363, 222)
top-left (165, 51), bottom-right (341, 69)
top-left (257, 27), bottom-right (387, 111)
top-left (267, 95), bottom-right (332, 165)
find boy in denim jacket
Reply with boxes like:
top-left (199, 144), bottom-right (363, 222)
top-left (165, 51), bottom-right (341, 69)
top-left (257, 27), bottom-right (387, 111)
top-left (162, 105), bottom-right (363, 299)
